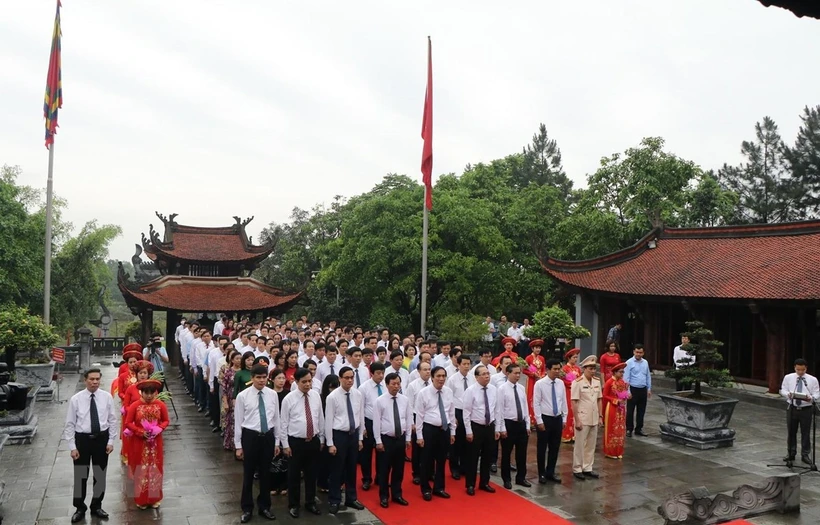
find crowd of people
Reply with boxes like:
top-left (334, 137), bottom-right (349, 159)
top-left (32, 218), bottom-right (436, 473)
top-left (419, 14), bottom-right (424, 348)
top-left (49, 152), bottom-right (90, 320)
top-left (62, 314), bottom-right (661, 523)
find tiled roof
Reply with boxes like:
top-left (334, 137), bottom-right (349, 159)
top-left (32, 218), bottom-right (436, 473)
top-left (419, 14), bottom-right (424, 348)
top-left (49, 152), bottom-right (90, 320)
top-left (143, 220), bottom-right (273, 264)
top-left (541, 221), bottom-right (820, 301)
top-left (759, 1), bottom-right (820, 19)
top-left (118, 275), bottom-right (301, 312)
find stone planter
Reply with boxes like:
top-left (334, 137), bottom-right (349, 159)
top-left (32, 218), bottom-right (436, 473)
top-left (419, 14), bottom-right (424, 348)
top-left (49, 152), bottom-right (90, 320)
top-left (659, 391), bottom-right (739, 450)
top-left (14, 362), bottom-right (56, 401)
top-left (0, 385), bottom-right (39, 445)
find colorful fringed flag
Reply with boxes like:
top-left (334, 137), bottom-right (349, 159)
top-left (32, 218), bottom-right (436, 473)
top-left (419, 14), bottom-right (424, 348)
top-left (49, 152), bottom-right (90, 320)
top-left (43, 0), bottom-right (63, 148)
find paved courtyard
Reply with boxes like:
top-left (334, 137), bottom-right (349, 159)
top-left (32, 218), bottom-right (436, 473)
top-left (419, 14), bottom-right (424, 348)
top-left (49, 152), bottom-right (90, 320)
top-left (1, 362), bottom-right (820, 524)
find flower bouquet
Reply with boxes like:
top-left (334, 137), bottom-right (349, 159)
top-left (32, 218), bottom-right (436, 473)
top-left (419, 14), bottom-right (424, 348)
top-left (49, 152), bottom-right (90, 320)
top-left (156, 391), bottom-right (172, 402)
top-left (123, 428), bottom-right (133, 438)
top-left (121, 406), bottom-right (127, 416)
top-left (141, 419), bottom-right (162, 441)
top-left (564, 371), bottom-right (577, 382)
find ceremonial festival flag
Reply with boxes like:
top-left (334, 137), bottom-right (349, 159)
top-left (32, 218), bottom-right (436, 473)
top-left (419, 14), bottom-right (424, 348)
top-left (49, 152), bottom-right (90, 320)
top-left (43, 0), bottom-right (63, 148)
top-left (421, 36), bottom-right (433, 210)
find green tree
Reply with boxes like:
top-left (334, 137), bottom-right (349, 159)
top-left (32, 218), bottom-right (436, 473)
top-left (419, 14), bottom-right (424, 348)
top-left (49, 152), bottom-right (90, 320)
top-left (519, 124), bottom-right (573, 198)
top-left (783, 105), bottom-right (820, 217)
top-left (683, 171), bottom-right (739, 227)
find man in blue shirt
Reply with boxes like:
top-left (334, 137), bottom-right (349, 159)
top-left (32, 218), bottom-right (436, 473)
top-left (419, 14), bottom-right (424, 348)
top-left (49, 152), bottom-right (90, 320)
top-left (623, 344), bottom-right (651, 438)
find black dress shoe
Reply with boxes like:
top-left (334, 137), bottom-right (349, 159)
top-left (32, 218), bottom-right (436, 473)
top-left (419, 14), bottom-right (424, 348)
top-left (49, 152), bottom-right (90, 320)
top-left (584, 471), bottom-right (600, 479)
top-left (422, 492), bottom-right (432, 501)
top-left (539, 476), bottom-right (547, 484)
top-left (362, 481), bottom-right (371, 491)
top-left (288, 507), bottom-right (299, 518)
top-left (516, 480), bottom-right (532, 488)
top-left (345, 500), bottom-right (365, 511)
top-left (328, 504), bottom-right (339, 515)
top-left (784, 455), bottom-right (796, 462)
top-left (412, 476), bottom-right (420, 485)
top-left (91, 509), bottom-right (109, 520)
top-left (392, 497), bottom-right (409, 506)
top-left (503, 481), bottom-right (512, 489)
top-left (452, 472), bottom-right (461, 480)
top-left (71, 511), bottom-right (85, 523)
top-left (510, 464), bottom-right (517, 471)
top-left (479, 484), bottom-right (496, 493)
top-left (240, 512), bottom-right (252, 523)
top-left (260, 508), bottom-right (277, 520)
top-left (432, 489), bottom-right (450, 499)
top-left (380, 499), bottom-right (389, 508)
top-left (573, 472), bottom-right (585, 480)
top-left (635, 430), bottom-right (648, 437)
top-left (803, 455), bottom-right (813, 465)
top-left (626, 430), bottom-right (633, 437)
top-left (548, 474), bottom-right (562, 483)
top-left (490, 464), bottom-right (497, 473)
top-left (304, 503), bottom-right (321, 515)
top-left (466, 486), bottom-right (475, 496)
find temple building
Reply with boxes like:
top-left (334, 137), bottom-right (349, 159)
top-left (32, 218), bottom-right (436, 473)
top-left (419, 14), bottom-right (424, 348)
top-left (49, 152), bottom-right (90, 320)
top-left (541, 220), bottom-right (820, 394)
top-left (118, 213), bottom-right (301, 360)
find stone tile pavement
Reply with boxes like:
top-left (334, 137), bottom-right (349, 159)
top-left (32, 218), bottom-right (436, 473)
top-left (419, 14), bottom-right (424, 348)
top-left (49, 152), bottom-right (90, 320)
top-left (1, 363), bottom-right (819, 524)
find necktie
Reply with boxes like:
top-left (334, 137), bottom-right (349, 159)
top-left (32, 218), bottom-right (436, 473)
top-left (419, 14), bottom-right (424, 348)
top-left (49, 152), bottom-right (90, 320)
top-left (355, 369), bottom-right (360, 388)
top-left (551, 381), bottom-right (559, 416)
top-left (513, 384), bottom-right (524, 422)
top-left (258, 391), bottom-right (269, 433)
top-left (796, 377), bottom-right (804, 406)
top-left (463, 376), bottom-right (468, 393)
top-left (330, 363), bottom-right (335, 376)
top-left (393, 397), bottom-right (402, 437)
top-left (305, 393), bottom-right (314, 440)
top-left (437, 390), bottom-right (448, 427)
top-left (89, 393), bottom-right (101, 434)
top-left (424, 381), bottom-right (428, 387)
top-left (483, 387), bottom-right (490, 425)
top-left (377, 383), bottom-right (383, 396)
top-left (346, 392), bottom-right (356, 434)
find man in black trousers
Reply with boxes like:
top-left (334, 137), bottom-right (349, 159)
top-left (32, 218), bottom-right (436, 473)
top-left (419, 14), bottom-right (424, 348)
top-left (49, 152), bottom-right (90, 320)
top-left (462, 365), bottom-right (500, 495)
top-left (374, 373), bottom-right (412, 507)
top-left (234, 365), bottom-right (280, 522)
top-left (62, 368), bottom-right (118, 523)
top-left (415, 366), bottom-right (456, 500)
top-left (534, 359), bottom-right (567, 483)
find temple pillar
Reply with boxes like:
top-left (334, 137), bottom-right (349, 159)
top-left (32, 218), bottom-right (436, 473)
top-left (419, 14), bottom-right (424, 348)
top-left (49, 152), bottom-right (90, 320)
top-left (575, 294), bottom-right (599, 359)
top-left (643, 304), bottom-right (659, 365)
top-left (166, 310), bottom-right (181, 366)
top-left (140, 309), bottom-right (154, 347)
top-left (763, 308), bottom-right (786, 394)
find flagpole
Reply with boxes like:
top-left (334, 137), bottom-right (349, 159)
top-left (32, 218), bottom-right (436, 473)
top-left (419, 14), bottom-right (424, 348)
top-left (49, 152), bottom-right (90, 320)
top-left (421, 190), bottom-right (429, 337)
top-left (44, 143), bottom-right (54, 324)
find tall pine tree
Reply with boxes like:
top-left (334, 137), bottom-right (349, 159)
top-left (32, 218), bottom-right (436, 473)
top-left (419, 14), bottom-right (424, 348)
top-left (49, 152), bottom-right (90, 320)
top-left (783, 105), bottom-right (820, 218)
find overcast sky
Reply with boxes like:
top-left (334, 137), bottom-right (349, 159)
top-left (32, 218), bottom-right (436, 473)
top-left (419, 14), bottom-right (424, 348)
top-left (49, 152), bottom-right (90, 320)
top-left (2, 0), bottom-right (819, 261)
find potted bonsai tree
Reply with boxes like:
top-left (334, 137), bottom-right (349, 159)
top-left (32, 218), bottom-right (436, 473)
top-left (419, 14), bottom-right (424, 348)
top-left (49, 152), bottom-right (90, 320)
top-left (0, 305), bottom-right (60, 390)
top-left (660, 320), bottom-right (737, 449)
top-left (523, 305), bottom-right (591, 361)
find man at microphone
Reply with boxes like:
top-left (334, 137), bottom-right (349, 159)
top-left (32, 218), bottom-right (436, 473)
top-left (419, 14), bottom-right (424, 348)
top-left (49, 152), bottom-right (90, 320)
top-left (780, 358), bottom-right (820, 465)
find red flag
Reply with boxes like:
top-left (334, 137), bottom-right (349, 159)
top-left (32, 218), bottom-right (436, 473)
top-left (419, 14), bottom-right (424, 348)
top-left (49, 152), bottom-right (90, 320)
top-left (420, 37), bottom-right (433, 210)
top-left (43, 0), bottom-right (63, 148)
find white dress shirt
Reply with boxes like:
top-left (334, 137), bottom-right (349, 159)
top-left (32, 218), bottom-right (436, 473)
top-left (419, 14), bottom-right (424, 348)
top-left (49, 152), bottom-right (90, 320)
top-left (373, 393), bottom-right (413, 444)
top-left (470, 362), bottom-right (497, 376)
top-left (462, 383), bottom-right (502, 435)
top-left (445, 371), bottom-right (475, 409)
top-left (207, 347), bottom-right (224, 384)
top-left (405, 377), bottom-right (430, 417)
top-left (408, 368), bottom-right (421, 384)
top-left (315, 359), bottom-right (339, 384)
top-left (324, 386), bottom-right (365, 446)
top-left (252, 348), bottom-right (267, 360)
top-left (673, 345), bottom-right (696, 368)
top-left (279, 389), bottom-right (325, 448)
top-left (194, 340), bottom-right (215, 369)
top-left (414, 385), bottom-right (456, 435)
top-left (490, 373), bottom-right (507, 388)
top-left (351, 363), bottom-right (370, 388)
top-left (234, 385), bottom-right (281, 449)
top-left (780, 373), bottom-right (820, 406)
top-left (444, 362), bottom-right (457, 378)
top-left (432, 353), bottom-right (451, 369)
top-left (385, 365), bottom-right (410, 391)
top-left (507, 326), bottom-right (523, 341)
top-left (214, 320), bottom-right (225, 336)
top-left (289, 376), bottom-right (322, 394)
top-left (533, 376), bottom-right (568, 423)
top-left (180, 329), bottom-right (193, 361)
top-left (62, 388), bottom-right (118, 451)
top-left (297, 352), bottom-right (317, 367)
top-left (359, 378), bottom-right (385, 420)
top-left (497, 381), bottom-right (529, 432)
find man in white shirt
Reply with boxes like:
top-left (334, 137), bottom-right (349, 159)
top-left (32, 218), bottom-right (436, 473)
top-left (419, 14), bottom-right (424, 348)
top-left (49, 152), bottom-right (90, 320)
top-left (206, 337), bottom-right (227, 432)
top-left (445, 355), bottom-right (473, 480)
top-left (498, 362), bottom-right (531, 489)
top-left (408, 352), bottom-right (432, 384)
top-left (324, 366), bottom-right (366, 514)
top-left (462, 365), bottom-right (501, 495)
top-left (62, 368), bottom-right (118, 523)
top-left (346, 347), bottom-right (370, 389)
top-left (359, 363), bottom-right (386, 491)
top-left (288, 360), bottom-right (322, 394)
top-left (444, 348), bottom-right (461, 378)
top-left (672, 335), bottom-right (694, 391)
top-left (316, 346), bottom-right (340, 384)
top-left (506, 321), bottom-right (523, 343)
top-left (234, 364), bottom-right (281, 523)
top-left (298, 340), bottom-right (317, 367)
top-left (780, 358), bottom-right (820, 465)
top-left (491, 355), bottom-right (513, 388)
top-left (385, 350), bottom-right (410, 391)
top-left (470, 349), bottom-right (497, 377)
top-left (194, 330), bottom-right (215, 412)
top-left (406, 362), bottom-right (431, 485)
top-left (432, 341), bottom-right (452, 369)
top-left (373, 372), bottom-right (413, 507)
top-left (415, 365), bottom-right (456, 500)
top-left (213, 315), bottom-right (226, 338)
top-left (533, 358), bottom-right (567, 484)
top-left (279, 369), bottom-right (325, 518)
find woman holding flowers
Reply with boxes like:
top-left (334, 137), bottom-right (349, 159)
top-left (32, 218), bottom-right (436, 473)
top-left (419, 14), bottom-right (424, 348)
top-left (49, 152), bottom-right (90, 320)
top-left (561, 348), bottom-right (582, 443)
top-left (125, 379), bottom-right (170, 509)
top-left (524, 339), bottom-right (547, 428)
top-left (221, 350), bottom-right (242, 451)
top-left (121, 361), bottom-right (153, 470)
top-left (602, 363), bottom-right (630, 459)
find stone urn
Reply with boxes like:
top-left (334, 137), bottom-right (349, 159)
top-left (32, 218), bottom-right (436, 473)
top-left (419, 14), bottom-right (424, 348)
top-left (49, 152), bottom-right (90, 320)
top-left (13, 361), bottom-right (56, 401)
top-left (659, 392), bottom-right (739, 450)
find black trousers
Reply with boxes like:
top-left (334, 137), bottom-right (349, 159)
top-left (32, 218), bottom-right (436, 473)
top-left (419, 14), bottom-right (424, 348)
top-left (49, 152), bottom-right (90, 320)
top-left (536, 414), bottom-right (563, 477)
top-left (287, 436), bottom-right (320, 509)
top-left (183, 361), bottom-right (193, 393)
top-left (240, 428), bottom-right (276, 513)
top-left (626, 386), bottom-right (648, 432)
top-left (209, 377), bottom-right (221, 428)
top-left (420, 423), bottom-right (449, 493)
top-left (360, 418), bottom-right (381, 484)
top-left (329, 430), bottom-right (359, 505)
top-left (465, 422), bottom-right (495, 488)
top-left (197, 368), bottom-right (209, 408)
top-left (411, 417), bottom-right (422, 478)
top-left (501, 419), bottom-right (528, 483)
top-left (450, 408), bottom-right (467, 475)
top-left (72, 431), bottom-right (110, 512)
top-left (787, 405), bottom-right (813, 458)
top-left (378, 434), bottom-right (406, 500)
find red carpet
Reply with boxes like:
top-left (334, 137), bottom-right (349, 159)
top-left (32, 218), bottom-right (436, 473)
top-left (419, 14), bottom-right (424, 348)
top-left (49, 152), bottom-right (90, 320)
top-left (357, 479), bottom-right (573, 525)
